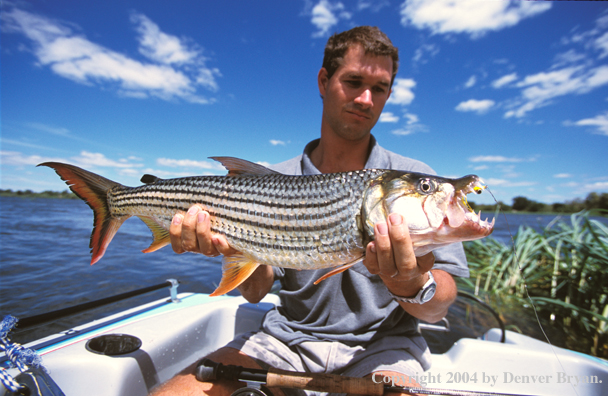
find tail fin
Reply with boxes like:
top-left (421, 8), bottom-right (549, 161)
top-left (38, 162), bottom-right (129, 265)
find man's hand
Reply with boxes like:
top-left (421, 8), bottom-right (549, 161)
top-left (169, 205), bottom-right (237, 257)
top-left (363, 213), bottom-right (456, 323)
top-left (363, 213), bottom-right (434, 295)
top-left (169, 205), bottom-right (274, 303)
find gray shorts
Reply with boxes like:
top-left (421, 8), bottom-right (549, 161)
top-left (226, 331), bottom-right (430, 396)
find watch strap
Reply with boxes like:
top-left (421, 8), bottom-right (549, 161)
top-left (387, 271), bottom-right (436, 304)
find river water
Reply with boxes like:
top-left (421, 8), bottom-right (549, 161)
top-left (1, 197), bottom-right (606, 350)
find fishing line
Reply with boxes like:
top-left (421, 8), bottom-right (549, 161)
top-left (485, 187), bottom-right (579, 396)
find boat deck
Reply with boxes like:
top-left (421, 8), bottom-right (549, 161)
top-left (2, 293), bottom-right (607, 395)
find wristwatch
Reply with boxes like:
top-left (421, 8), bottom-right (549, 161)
top-left (387, 271), bottom-right (436, 304)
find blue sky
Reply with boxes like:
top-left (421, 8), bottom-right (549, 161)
top-left (2, 0), bottom-right (607, 205)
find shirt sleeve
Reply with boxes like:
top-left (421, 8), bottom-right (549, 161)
top-left (432, 242), bottom-right (469, 278)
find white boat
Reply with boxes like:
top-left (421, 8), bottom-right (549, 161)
top-left (1, 283), bottom-right (607, 396)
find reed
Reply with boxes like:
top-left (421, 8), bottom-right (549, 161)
top-left (461, 210), bottom-right (608, 357)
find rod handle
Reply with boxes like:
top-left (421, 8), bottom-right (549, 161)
top-left (267, 368), bottom-right (384, 396)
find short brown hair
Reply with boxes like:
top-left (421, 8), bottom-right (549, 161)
top-left (322, 26), bottom-right (399, 87)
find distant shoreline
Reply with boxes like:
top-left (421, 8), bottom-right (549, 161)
top-left (0, 189), bottom-right (78, 199)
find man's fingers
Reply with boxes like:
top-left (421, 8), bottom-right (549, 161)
top-left (417, 252), bottom-right (435, 272)
top-left (169, 213), bottom-right (186, 254)
top-left (170, 206), bottom-right (225, 257)
top-left (387, 213), bottom-right (417, 279)
top-left (368, 213), bottom-right (424, 282)
top-left (212, 235), bottom-right (239, 256)
top-left (195, 211), bottom-right (220, 256)
top-left (364, 241), bottom-right (380, 274)
top-left (180, 205), bottom-right (202, 252)
top-left (374, 220), bottom-right (394, 276)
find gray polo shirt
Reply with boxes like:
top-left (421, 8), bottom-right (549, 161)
top-left (263, 136), bottom-right (468, 348)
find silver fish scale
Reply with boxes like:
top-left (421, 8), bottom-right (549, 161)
top-left (108, 169), bottom-right (387, 269)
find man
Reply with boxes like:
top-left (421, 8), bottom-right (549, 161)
top-left (152, 26), bottom-right (467, 396)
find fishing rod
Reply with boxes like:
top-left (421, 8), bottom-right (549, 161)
top-left (195, 359), bottom-right (539, 396)
top-left (15, 279), bottom-right (180, 330)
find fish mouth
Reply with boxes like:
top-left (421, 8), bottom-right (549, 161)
top-left (443, 176), bottom-right (495, 239)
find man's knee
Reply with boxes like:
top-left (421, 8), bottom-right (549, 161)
top-left (150, 347), bottom-right (265, 396)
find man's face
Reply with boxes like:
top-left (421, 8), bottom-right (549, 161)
top-left (319, 45), bottom-right (393, 142)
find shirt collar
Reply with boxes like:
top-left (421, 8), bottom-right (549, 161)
top-left (300, 134), bottom-right (389, 175)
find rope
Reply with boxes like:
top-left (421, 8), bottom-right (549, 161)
top-left (0, 315), bottom-right (44, 393)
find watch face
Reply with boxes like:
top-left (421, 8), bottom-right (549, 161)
top-left (420, 283), bottom-right (436, 303)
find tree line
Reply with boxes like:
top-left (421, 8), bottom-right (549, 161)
top-left (0, 189), bottom-right (78, 199)
top-left (470, 192), bottom-right (608, 214)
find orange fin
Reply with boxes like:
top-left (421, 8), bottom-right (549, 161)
top-left (139, 216), bottom-right (171, 253)
top-left (313, 259), bottom-right (361, 284)
top-left (210, 157), bottom-right (281, 176)
top-left (37, 162), bottom-right (128, 265)
top-left (210, 253), bottom-right (260, 296)
top-left (91, 217), bottom-right (128, 265)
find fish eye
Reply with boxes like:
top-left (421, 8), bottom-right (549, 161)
top-left (417, 178), bottom-right (436, 195)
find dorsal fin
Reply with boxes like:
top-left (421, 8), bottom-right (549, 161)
top-left (210, 156), bottom-right (281, 176)
top-left (141, 174), bottom-right (163, 184)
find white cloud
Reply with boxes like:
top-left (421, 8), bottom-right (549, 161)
top-left (485, 178), bottom-right (536, 188)
top-left (0, 150), bottom-right (142, 170)
top-left (455, 99), bottom-right (495, 114)
top-left (403, 113), bottom-right (419, 125)
top-left (132, 13), bottom-right (197, 65)
top-left (585, 181), bottom-right (608, 190)
top-left (1, 151), bottom-right (59, 167)
top-left (131, 13), bottom-right (197, 66)
top-left (469, 155), bottom-right (533, 163)
top-left (412, 43), bottom-right (439, 65)
top-left (387, 78), bottom-right (416, 105)
top-left (24, 122), bottom-right (70, 136)
top-left (464, 75), bottom-right (476, 89)
top-left (72, 151), bottom-right (143, 168)
top-left (595, 32), bottom-right (608, 59)
top-left (1, 139), bottom-right (56, 151)
top-left (400, 0), bottom-right (551, 39)
top-left (392, 128), bottom-right (417, 136)
top-left (503, 14), bottom-right (608, 119)
top-left (505, 65), bottom-right (608, 118)
top-left (356, 0), bottom-right (390, 12)
top-left (567, 111), bottom-right (608, 136)
top-left (379, 112), bottom-right (399, 123)
top-left (310, 0), bottom-right (351, 38)
top-left (553, 49), bottom-right (589, 68)
top-left (128, 168), bottom-right (198, 178)
top-left (492, 73), bottom-right (518, 89)
top-left (563, 14), bottom-right (608, 59)
top-left (270, 139), bottom-right (287, 146)
top-left (554, 173), bottom-right (572, 179)
top-left (2, 7), bottom-right (219, 103)
top-left (157, 158), bottom-right (223, 170)
top-left (391, 112), bottom-right (426, 135)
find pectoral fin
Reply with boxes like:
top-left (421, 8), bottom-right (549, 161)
top-left (211, 253), bottom-right (261, 296)
top-left (313, 258), bottom-right (361, 284)
top-left (139, 216), bottom-right (171, 253)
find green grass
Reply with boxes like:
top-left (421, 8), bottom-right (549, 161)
top-left (461, 210), bottom-right (608, 358)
